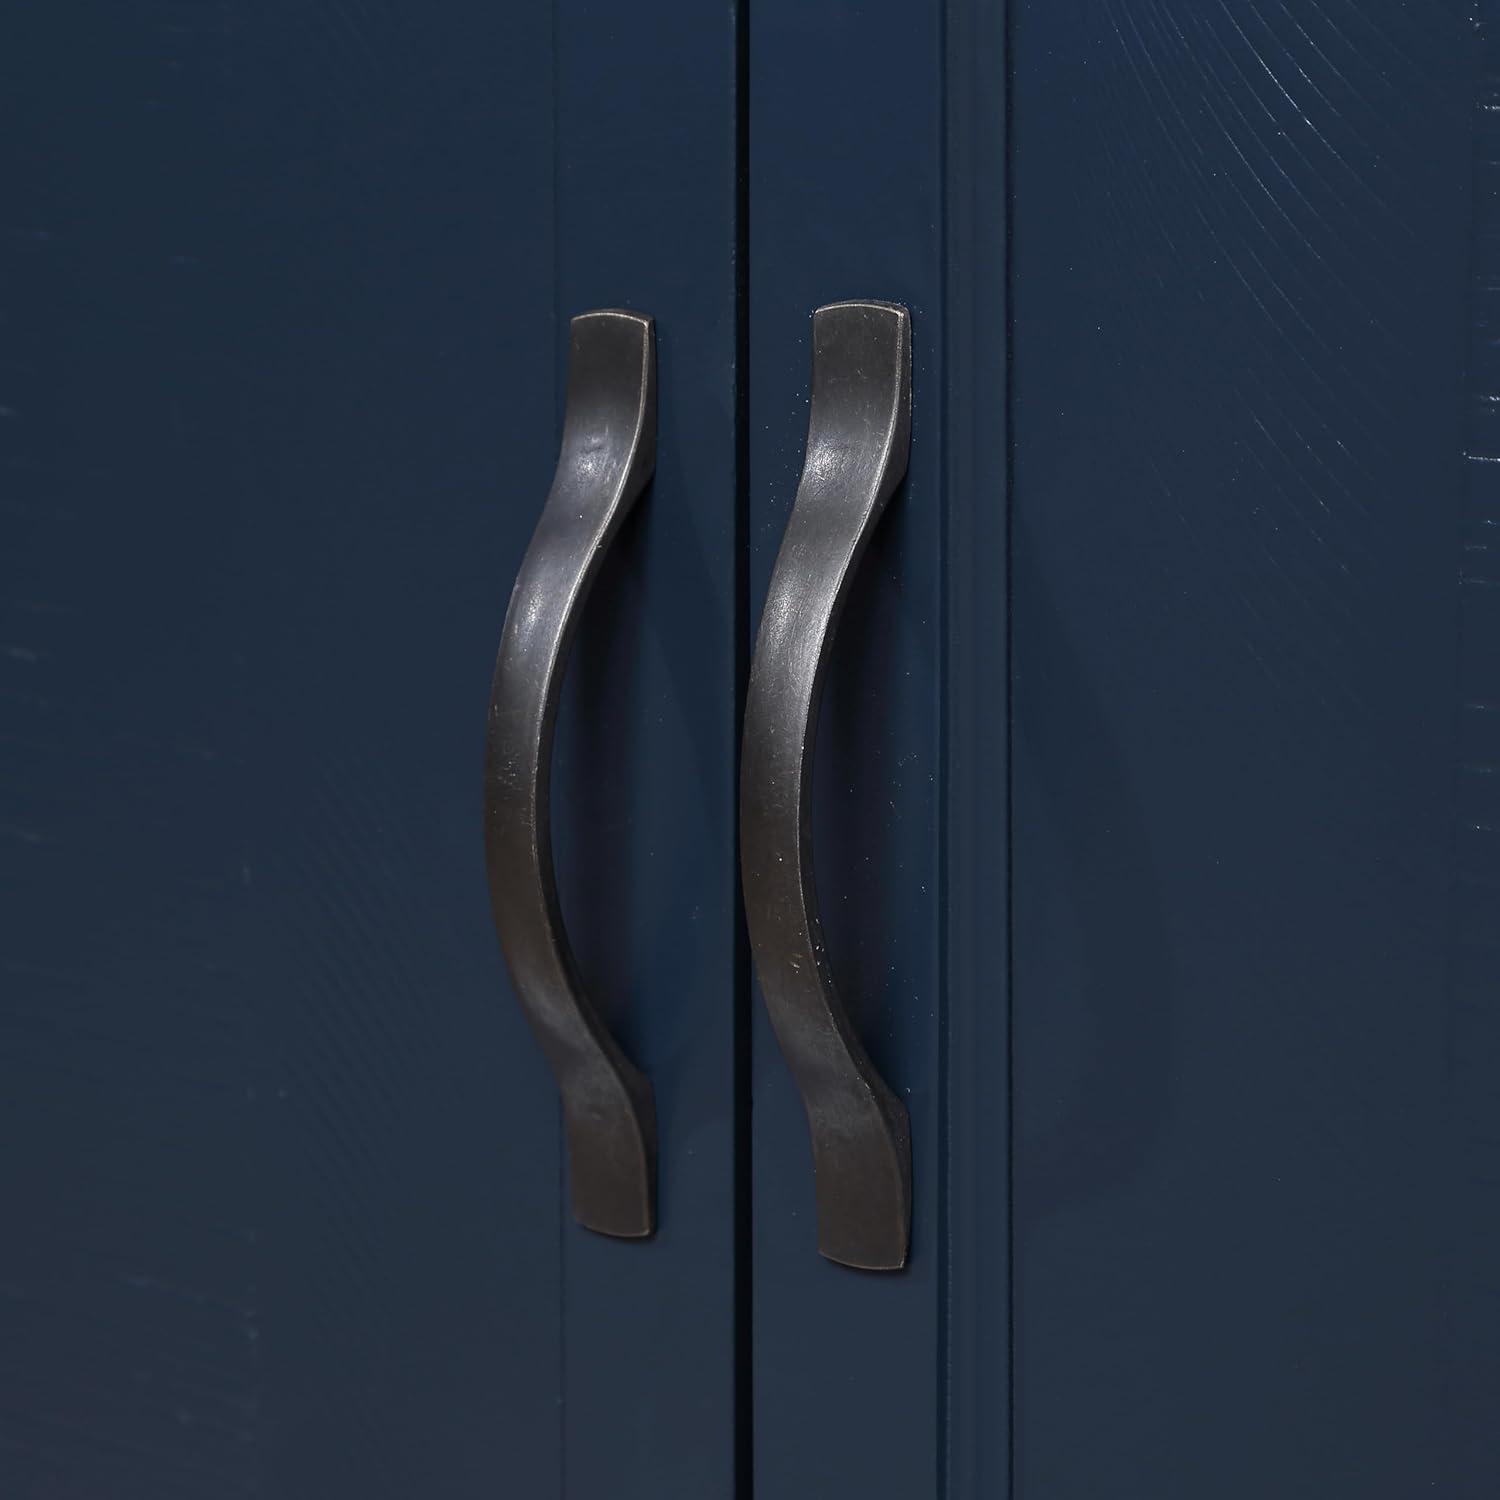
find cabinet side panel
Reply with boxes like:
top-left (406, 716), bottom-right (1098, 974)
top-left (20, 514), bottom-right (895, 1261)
top-left (1011, 3), bottom-right (1488, 1495)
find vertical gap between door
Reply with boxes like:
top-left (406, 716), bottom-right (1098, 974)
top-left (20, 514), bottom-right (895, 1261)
top-left (1003, 0), bottom-right (1016, 1489)
top-left (733, 1), bottom-right (754, 1496)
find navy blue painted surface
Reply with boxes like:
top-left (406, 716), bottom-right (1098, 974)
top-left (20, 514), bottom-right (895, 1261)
top-left (0, 4), bottom-right (741, 1497)
top-left (1012, 2), bottom-right (1499, 1495)
top-left (10, 3), bottom-right (1498, 1498)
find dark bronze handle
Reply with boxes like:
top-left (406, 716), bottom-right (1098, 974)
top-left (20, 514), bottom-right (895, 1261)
top-left (485, 309), bottom-right (657, 1239)
top-left (741, 301), bottom-right (913, 1270)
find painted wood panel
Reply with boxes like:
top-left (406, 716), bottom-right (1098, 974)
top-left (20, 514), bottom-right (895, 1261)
top-left (1011, 2), bottom-right (1497, 1493)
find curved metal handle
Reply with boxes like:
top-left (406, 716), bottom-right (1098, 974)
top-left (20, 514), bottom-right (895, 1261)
top-left (741, 301), bottom-right (913, 1270)
top-left (485, 309), bottom-right (657, 1239)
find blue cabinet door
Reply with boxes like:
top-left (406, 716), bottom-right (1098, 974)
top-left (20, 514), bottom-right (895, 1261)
top-left (748, 3), bottom-right (1497, 1498)
top-left (0, 4), bottom-right (742, 1496)
top-left (1012, 2), bottom-right (1499, 1496)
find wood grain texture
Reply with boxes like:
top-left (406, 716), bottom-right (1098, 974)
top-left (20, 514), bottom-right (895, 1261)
top-left (1011, 2), bottom-right (1492, 1495)
top-left (1448, 7), bottom-right (1500, 1491)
